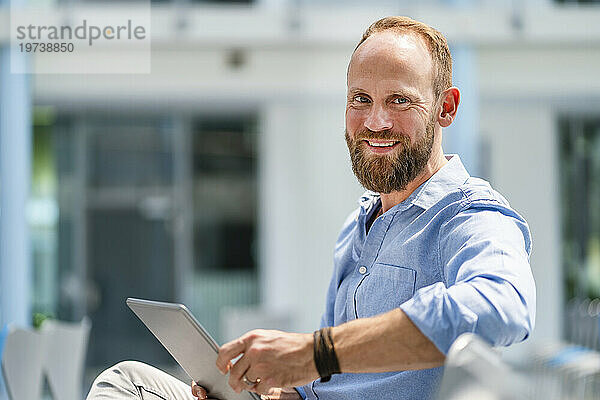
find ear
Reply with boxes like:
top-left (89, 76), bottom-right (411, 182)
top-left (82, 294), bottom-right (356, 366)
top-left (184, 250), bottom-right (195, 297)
top-left (436, 87), bottom-right (460, 128)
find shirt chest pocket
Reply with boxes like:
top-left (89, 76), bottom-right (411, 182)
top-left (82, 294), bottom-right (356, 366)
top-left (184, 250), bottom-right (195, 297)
top-left (353, 263), bottom-right (417, 319)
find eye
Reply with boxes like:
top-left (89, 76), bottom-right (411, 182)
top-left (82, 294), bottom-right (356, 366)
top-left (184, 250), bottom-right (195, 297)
top-left (392, 97), bottom-right (409, 104)
top-left (353, 95), bottom-right (370, 103)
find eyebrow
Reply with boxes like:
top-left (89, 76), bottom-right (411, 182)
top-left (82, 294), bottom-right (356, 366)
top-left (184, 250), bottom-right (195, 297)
top-left (347, 87), bottom-right (422, 100)
top-left (389, 89), bottom-right (421, 100)
top-left (348, 87), bottom-right (367, 95)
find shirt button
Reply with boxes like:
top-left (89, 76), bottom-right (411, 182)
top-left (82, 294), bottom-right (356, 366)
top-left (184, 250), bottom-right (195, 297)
top-left (358, 266), bottom-right (367, 274)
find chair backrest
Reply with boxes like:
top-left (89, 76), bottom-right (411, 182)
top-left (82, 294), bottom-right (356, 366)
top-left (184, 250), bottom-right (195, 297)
top-left (40, 317), bottom-right (91, 400)
top-left (1, 326), bottom-right (46, 400)
top-left (436, 333), bottom-right (528, 400)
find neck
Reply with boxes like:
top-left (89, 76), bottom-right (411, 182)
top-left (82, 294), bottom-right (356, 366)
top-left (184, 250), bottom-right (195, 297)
top-left (379, 149), bottom-right (448, 213)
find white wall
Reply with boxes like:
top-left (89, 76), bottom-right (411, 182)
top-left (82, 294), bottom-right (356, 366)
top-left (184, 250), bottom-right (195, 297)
top-left (478, 44), bottom-right (600, 345)
top-left (481, 103), bottom-right (562, 345)
top-left (260, 100), bottom-right (362, 333)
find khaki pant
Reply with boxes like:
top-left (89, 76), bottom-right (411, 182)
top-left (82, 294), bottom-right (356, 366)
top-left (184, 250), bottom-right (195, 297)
top-left (86, 361), bottom-right (195, 400)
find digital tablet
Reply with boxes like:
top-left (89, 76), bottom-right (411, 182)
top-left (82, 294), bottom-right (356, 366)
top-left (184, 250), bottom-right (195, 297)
top-left (126, 298), bottom-right (260, 400)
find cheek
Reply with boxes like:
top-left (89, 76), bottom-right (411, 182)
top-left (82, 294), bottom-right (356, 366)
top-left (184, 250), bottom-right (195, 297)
top-left (394, 110), bottom-right (428, 137)
top-left (345, 108), bottom-right (363, 134)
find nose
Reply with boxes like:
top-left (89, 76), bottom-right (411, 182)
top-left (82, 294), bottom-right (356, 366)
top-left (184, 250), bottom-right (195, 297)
top-left (364, 104), bottom-right (393, 132)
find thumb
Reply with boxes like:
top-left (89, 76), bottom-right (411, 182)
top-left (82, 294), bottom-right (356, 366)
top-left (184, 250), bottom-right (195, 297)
top-left (261, 387), bottom-right (281, 399)
top-left (191, 381), bottom-right (207, 399)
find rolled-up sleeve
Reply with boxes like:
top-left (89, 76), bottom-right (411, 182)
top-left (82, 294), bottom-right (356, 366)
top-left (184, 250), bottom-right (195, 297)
top-left (399, 204), bottom-right (536, 354)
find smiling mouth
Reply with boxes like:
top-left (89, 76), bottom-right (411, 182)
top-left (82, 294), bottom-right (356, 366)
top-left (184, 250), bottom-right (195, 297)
top-left (364, 140), bottom-right (400, 148)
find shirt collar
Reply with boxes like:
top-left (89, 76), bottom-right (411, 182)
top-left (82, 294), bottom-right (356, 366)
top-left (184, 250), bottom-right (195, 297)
top-left (358, 190), bottom-right (381, 217)
top-left (357, 154), bottom-right (470, 213)
top-left (411, 154), bottom-right (470, 210)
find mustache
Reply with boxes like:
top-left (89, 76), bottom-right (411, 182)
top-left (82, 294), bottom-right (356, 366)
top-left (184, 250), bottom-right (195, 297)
top-left (346, 129), bottom-right (409, 142)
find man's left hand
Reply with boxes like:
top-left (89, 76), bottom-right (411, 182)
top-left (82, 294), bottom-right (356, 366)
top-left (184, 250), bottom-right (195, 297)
top-left (216, 329), bottom-right (319, 395)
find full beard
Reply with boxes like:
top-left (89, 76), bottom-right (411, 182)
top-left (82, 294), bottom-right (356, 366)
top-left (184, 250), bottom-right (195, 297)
top-left (345, 118), bottom-right (435, 194)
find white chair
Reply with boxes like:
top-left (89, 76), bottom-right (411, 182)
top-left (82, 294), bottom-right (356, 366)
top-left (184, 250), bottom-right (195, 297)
top-left (40, 317), bottom-right (91, 400)
top-left (1, 326), bottom-right (47, 400)
top-left (437, 333), bottom-right (529, 400)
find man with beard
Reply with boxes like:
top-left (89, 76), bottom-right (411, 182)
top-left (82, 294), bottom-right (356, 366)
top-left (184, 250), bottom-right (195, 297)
top-left (87, 16), bottom-right (535, 400)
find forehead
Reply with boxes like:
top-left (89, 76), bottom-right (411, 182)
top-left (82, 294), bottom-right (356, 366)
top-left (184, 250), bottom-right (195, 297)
top-left (348, 31), bottom-right (434, 94)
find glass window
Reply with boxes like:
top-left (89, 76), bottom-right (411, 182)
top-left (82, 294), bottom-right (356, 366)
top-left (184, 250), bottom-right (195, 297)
top-left (559, 117), bottom-right (600, 301)
top-left (31, 111), bottom-right (260, 381)
top-left (189, 115), bottom-right (259, 341)
top-left (31, 108), bottom-right (60, 325)
top-left (88, 117), bottom-right (174, 188)
top-left (54, 115), bottom-right (178, 368)
top-left (192, 116), bottom-right (257, 272)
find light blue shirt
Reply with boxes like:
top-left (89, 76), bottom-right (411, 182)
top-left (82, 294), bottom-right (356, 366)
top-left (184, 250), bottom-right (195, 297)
top-left (298, 155), bottom-right (536, 400)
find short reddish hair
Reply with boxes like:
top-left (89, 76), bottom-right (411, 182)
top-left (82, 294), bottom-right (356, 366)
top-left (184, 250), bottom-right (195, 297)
top-left (355, 16), bottom-right (453, 98)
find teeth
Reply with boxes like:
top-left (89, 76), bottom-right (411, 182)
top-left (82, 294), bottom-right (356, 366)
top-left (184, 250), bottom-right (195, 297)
top-left (367, 141), bottom-right (396, 147)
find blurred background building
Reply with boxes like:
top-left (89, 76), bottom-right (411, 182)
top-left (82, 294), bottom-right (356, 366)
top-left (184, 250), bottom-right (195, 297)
top-left (1, 0), bottom-right (600, 393)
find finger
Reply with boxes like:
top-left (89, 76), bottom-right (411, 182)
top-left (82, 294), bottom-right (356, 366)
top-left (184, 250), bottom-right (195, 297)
top-left (216, 338), bottom-right (247, 374)
top-left (228, 355), bottom-right (251, 393)
top-left (252, 378), bottom-right (272, 396)
top-left (260, 387), bottom-right (280, 400)
top-left (190, 381), bottom-right (207, 399)
top-left (274, 388), bottom-right (302, 400)
top-left (261, 392), bottom-right (297, 400)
